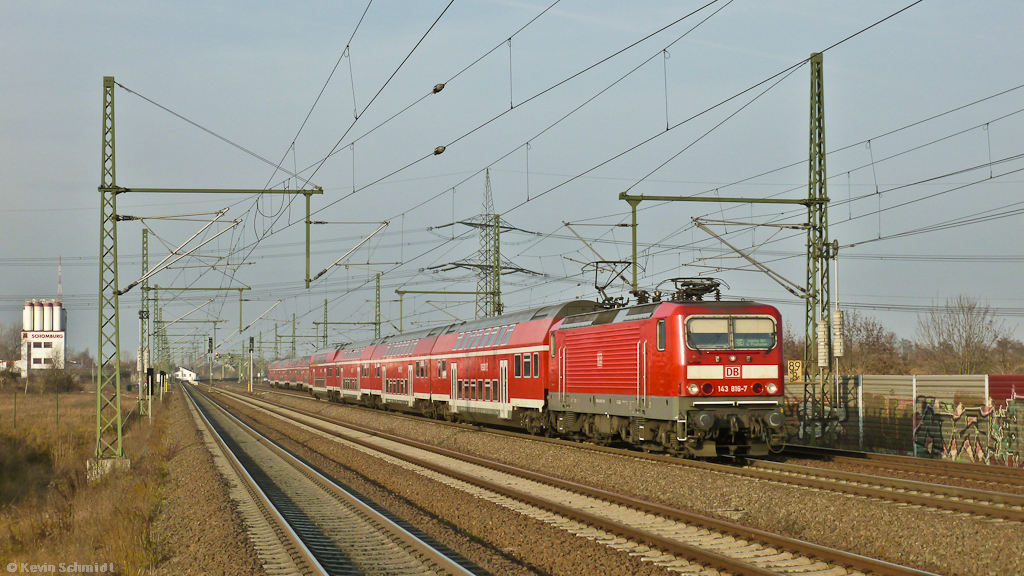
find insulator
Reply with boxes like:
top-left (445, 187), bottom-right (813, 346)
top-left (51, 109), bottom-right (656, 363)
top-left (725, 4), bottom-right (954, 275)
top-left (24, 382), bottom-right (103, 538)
top-left (432, 83), bottom-right (445, 94)
top-left (433, 145), bottom-right (446, 155)
top-left (816, 320), bottom-right (829, 367)
top-left (832, 309), bottom-right (845, 357)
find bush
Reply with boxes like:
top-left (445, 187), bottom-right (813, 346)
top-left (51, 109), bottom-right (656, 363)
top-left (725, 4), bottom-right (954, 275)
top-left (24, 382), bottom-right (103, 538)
top-left (0, 368), bottom-right (20, 391)
top-left (41, 370), bottom-right (80, 393)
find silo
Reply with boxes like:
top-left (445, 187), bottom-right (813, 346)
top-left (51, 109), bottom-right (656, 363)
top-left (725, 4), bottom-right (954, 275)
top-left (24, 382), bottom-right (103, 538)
top-left (43, 301), bottom-right (54, 331)
top-left (33, 301), bottom-right (43, 332)
top-left (54, 301), bottom-right (64, 331)
top-left (23, 301), bottom-right (32, 331)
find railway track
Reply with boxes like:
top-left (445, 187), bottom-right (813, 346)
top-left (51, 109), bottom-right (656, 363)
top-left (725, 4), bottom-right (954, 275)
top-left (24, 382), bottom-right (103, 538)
top-left (255, 383), bottom-right (1024, 522)
top-left (182, 384), bottom-right (477, 576)
top-left (211, 386), bottom-right (937, 576)
top-left (780, 445), bottom-right (1024, 489)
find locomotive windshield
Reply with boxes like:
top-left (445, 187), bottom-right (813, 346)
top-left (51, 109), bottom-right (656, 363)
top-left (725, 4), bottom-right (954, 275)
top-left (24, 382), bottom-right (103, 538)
top-left (686, 316), bottom-right (775, 350)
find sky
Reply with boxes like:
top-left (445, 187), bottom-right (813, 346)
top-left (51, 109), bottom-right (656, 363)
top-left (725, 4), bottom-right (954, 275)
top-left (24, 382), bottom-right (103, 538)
top-left (2, 0), bottom-right (1023, 362)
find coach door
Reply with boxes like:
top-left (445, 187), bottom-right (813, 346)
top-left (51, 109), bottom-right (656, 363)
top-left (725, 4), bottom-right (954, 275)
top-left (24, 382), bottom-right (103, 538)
top-left (407, 364), bottom-right (415, 406)
top-left (450, 363), bottom-right (459, 413)
top-left (356, 364), bottom-right (362, 400)
top-left (499, 360), bottom-right (510, 419)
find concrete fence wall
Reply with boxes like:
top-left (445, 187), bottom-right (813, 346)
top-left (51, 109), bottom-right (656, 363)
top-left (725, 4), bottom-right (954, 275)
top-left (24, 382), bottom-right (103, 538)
top-left (784, 375), bottom-right (1023, 467)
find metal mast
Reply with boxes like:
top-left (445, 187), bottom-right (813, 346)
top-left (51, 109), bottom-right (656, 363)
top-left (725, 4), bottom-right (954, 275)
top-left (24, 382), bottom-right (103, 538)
top-left (152, 286), bottom-right (171, 373)
top-left (138, 229), bottom-right (150, 417)
top-left (476, 169), bottom-right (501, 318)
top-left (804, 52), bottom-right (837, 420)
top-left (375, 273), bottom-right (381, 339)
top-left (95, 76), bottom-right (125, 464)
top-left (140, 230), bottom-right (149, 374)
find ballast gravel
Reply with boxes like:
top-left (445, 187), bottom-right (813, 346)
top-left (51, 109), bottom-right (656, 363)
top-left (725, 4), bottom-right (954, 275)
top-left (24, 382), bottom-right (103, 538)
top-left (217, 393), bottom-right (680, 576)
top-left (151, 390), bottom-right (266, 576)
top-left (257, 391), bottom-right (1024, 576)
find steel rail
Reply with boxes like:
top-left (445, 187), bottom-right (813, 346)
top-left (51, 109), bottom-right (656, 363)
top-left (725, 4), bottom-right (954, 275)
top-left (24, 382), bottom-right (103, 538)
top-left (260, 384), bottom-right (1024, 512)
top-left (782, 445), bottom-right (1024, 482)
top-left (181, 384), bottom-right (326, 575)
top-left (218, 387), bottom-right (937, 576)
top-left (191, 385), bottom-right (476, 576)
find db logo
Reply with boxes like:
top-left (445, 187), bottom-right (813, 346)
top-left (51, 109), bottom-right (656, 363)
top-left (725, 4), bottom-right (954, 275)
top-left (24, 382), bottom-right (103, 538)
top-left (724, 366), bottom-right (741, 378)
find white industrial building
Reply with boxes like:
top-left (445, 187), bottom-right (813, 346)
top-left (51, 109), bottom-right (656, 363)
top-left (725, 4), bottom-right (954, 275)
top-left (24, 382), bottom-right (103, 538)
top-left (16, 299), bottom-right (67, 376)
top-left (175, 367), bottom-right (197, 383)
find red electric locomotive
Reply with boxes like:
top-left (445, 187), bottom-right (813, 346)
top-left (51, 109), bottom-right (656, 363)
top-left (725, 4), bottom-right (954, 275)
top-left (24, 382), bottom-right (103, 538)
top-left (271, 282), bottom-right (786, 457)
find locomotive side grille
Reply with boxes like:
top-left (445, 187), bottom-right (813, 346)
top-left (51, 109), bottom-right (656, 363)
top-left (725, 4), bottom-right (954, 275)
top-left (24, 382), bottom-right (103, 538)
top-left (562, 325), bottom-right (642, 393)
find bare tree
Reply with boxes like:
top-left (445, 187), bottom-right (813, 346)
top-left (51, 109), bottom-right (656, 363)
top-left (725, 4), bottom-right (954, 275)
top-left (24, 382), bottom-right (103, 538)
top-left (782, 322), bottom-right (803, 364)
top-left (0, 322), bottom-right (21, 361)
top-left (838, 310), bottom-right (909, 375)
top-left (915, 295), bottom-right (1009, 374)
top-left (991, 337), bottom-right (1024, 375)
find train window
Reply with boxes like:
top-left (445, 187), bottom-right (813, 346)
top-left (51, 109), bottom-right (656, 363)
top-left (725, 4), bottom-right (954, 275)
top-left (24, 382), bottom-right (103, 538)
top-left (685, 316), bottom-right (776, 350)
top-left (494, 326), bottom-right (507, 346)
top-left (454, 333), bottom-right (464, 350)
top-left (514, 354), bottom-right (522, 378)
top-left (550, 332), bottom-right (555, 356)
top-left (485, 380), bottom-right (492, 401)
top-left (442, 359), bottom-right (447, 377)
top-left (686, 318), bottom-right (730, 349)
top-left (501, 326), bottom-right (514, 345)
top-left (375, 364), bottom-right (381, 377)
top-left (484, 328), bottom-right (499, 347)
top-left (657, 319), bottom-right (666, 351)
top-left (533, 353), bottom-right (539, 377)
top-left (472, 330), bottom-right (485, 348)
top-left (437, 360), bottom-right (443, 378)
top-left (457, 380), bottom-right (462, 399)
top-left (734, 318), bottom-right (776, 349)
top-left (523, 354), bottom-right (531, 378)
top-left (470, 380), bottom-right (477, 400)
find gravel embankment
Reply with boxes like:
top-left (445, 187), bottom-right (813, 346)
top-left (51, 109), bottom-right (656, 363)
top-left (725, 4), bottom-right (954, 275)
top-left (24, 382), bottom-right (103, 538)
top-left (260, 392), bottom-right (1024, 576)
top-left (150, 390), bottom-right (267, 576)
top-left (219, 393), bottom-right (684, 576)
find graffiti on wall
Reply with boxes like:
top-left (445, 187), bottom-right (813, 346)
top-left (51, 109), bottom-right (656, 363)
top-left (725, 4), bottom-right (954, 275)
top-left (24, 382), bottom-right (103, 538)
top-left (786, 378), bottom-right (1022, 467)
top-left (914, 396), bottom-right (1022, 468)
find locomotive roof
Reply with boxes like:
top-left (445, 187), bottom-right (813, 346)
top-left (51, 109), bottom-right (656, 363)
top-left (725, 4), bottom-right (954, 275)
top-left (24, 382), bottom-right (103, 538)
top-left (557, 299), bottom-right (777, 330)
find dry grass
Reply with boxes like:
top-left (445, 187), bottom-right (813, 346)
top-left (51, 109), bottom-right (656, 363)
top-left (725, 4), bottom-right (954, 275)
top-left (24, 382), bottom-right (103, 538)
top-left (0, 390), bottom-right (178, 574)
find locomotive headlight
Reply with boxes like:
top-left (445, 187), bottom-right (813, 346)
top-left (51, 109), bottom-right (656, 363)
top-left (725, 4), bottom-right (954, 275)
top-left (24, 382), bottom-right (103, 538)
top-left (728, 355), bottom-right (737, 362)
top-left (687, 383), bottom-right (699, 395)
top-left (766, 382), bottom-right (778, 394)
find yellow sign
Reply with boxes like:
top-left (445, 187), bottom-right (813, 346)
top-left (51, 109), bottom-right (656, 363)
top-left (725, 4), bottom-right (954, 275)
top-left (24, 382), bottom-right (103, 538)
top-left (787, 360), bottom-right (803, 383)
